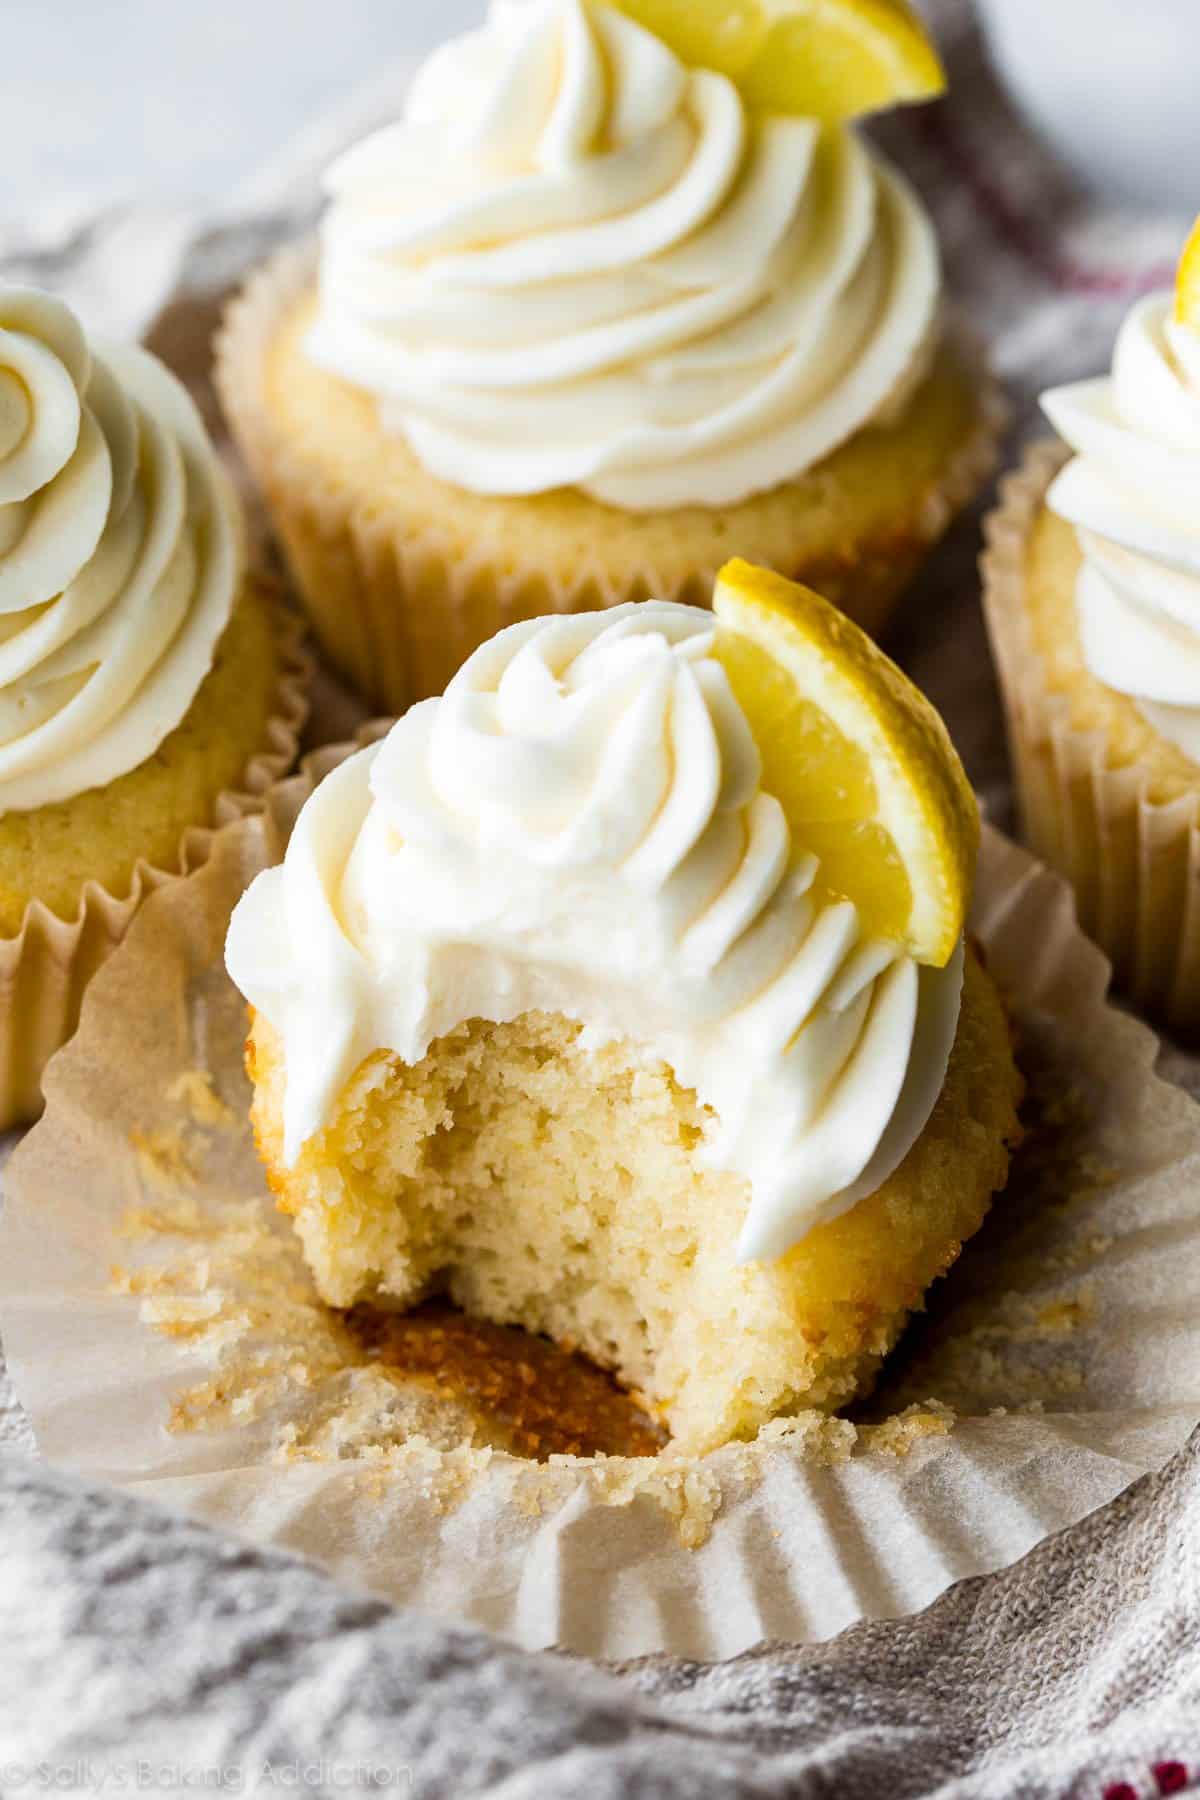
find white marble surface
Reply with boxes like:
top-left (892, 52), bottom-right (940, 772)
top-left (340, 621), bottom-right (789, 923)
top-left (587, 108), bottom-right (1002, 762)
top-left (5, 0), bottom-right (482, 230)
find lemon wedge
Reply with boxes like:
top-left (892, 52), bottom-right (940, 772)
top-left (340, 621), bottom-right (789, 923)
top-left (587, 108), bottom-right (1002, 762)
top-left (609, 0), bottom-right (946, 122)
top-left (1175, 214), bottom-right (1200, 331)
top-left (712, 559), bottom-right (977, 966)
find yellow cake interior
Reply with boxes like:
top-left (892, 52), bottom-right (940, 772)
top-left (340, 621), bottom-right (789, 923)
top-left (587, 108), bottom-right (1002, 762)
top-left (249, 947), bottom-right (1021, 1458)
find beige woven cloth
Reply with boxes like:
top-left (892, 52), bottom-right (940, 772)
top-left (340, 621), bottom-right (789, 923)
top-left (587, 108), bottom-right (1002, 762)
top-left (1, 3), bottom-right (1198, 1792)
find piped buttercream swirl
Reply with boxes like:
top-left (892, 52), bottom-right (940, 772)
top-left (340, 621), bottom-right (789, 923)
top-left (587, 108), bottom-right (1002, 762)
top-left (0, 285), bottom-right (242, 813)
top-left (306, 0), bottom-right (942, 511)
top-left (1042, 294), bottom-right (1200, 760)
top-left (226, 603), bottom-right (962, 1262)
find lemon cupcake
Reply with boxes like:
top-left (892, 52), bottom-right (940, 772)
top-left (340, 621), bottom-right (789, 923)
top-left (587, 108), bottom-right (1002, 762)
top-left (983, 218), bottom-right (1200, 1037)
top-left (0, 285), bottom-right (308, 1126)
top-left (226, 561), bottom-right (1021, 1457)
top-left (217, 0), bottom-right (1002, 713)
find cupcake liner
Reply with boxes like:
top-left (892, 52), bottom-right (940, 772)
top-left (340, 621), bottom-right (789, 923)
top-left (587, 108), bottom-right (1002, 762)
top-left (0, 581), bottom-right (311, 1130)
top-left (215, 241), bottom-right (1008, 712)
top-left (982, 443), bottom-right (1200, 1039)
top-left (1, 739), bottom-right (1199, 1661)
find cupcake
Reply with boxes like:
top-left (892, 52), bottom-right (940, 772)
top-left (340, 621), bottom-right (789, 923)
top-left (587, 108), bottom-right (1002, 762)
top-left (983, 217), bottom-right (1200, 1036)
top-left (0, 285), bottom-right (308, 1126)
top-left (226, 560), bottom-right (1021, 1456)
top-left (216, 0), bottom-right (1002, 713)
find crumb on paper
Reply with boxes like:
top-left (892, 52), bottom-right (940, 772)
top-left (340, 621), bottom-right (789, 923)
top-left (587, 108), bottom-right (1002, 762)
top-left (276, 1421), bottom-right (490, 1516)
top-left (1035, 1289), bottom-right (1096, 1336)
top-left (858, 1400), bottom-right (956, 1458)
top-left (1037, 1085), bottom-right (1088, 1132)
top-left (753, 1410), bottom-right (858, 1465)
top-left (1075, 1153), bottom-right (1120, 1189)
top-left (890, 1333), bottom-right (1085, 1414)
top-left (1025, 1233), bottom-right (1114, 1279)
top-left (950, 1282), bottom-right (1096, 1348)
top-left (130, 1129), bottom-right (197, 1192)
top-left (166, 1070), bottom-right (235, 1132)
top-left (112, 1190), bottom-right (980, 1552)
top-left (110, 1042), bottom-right (1109, 1551)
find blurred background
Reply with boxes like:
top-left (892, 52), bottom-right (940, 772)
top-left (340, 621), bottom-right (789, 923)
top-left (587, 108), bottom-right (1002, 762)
top-left (4, 1), bottom-right (475, 227)
top-left (5, 0), bottom-right (1198, 236)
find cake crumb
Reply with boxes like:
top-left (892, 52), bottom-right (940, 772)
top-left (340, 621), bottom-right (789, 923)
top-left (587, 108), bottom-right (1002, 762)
top-left (1035, 1288), bottom-right (1095, 1336)
top-left (755, 1411), bottom-right (858, 1465)
top-left (130, 1128), bottom-right (196, 1191)
top-left (112, 1185), bottom-right (988, 1553)
top-left (167, 1070), bottom-right (234, 1131)
top-left (859, 1400), bottom-right (956, 1458)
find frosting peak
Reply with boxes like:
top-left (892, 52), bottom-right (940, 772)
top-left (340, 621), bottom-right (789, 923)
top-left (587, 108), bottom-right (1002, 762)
top-left (0, 286), bottom-right (242, 813)
top-left (226, 604), bottom-right (962, 1263)
top-left (417, 607), bottom-right (760, 873)
top-left (1043, 294), bottom-right (1200, 759)
top-left (307, 0), bottom-right (941, 510)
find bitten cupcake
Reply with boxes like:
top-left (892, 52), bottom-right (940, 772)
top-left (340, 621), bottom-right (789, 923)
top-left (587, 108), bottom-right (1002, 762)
top-left (217, 0), bottom-right (1003, 712)
top-left (983, 217), bottom-right (1200, 1037)
top-left (0, 285), bottom-right (308, 1125)
top-left (226, 560), bottom-right (1021, 1457)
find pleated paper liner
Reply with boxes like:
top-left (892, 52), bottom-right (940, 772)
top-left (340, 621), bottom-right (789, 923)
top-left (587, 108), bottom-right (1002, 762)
top-left (983, 442), bottom-right (1200, 1039)
top-left (215, 240), bottom-right (1009, 714)
top-left (1, 731), bottom-right (1197, 1661)
top-left (0, 582), bottom-right (311, 1130)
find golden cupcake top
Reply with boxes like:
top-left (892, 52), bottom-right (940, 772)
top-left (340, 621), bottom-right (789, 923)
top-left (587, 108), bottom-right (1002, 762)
top-left (227, 559), bottom-right (976, 1263)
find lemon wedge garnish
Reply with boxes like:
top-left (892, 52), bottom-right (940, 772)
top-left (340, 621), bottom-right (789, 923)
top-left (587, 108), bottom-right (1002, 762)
top-left (712, 559), bottom-right (977, 967)
top-left (609, 0), bottom-right (946, 122)
top-left (1175, 214), bottom-right (1200, 331)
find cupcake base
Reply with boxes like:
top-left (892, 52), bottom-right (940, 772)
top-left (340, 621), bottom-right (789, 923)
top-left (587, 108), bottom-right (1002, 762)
top-left (0, 576), bottom-right (309, 1128)
top-left (983, 442), bottom-right (1200, 1039)
top-left (217, 244), bottom-right (1006, 713)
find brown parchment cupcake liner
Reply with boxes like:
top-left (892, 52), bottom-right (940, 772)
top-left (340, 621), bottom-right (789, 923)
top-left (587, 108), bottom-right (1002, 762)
top-left (215, 240), bottom-right (1008, 713)
top-left (982, 442), bottom-right (1200, 1039)
top-left (0, 583), bottom-right (311, 1130)
top-left (4, 745), bottom-right (1200, 1661)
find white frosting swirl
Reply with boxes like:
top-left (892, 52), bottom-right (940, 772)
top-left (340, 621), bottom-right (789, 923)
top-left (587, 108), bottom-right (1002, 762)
top-left (1042, 294), bottom-right (1200, 760)
top-left (227, 604), bottom-right (962, 1263)
top-left (0, 285), bottom-right (242, 813)
top-left (306, 0), bottom-right (942, 511)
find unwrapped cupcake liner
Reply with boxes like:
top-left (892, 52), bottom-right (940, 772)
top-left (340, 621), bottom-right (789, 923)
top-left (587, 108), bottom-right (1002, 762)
top-left (0, 582), bottom-right (311, 1130)
top-left (215, 240), bottom-right (1009, 713)
top-left (2, 732), bottom-right (1199, 1662)
top-left (982, 442), bottom-right (1200, 1039)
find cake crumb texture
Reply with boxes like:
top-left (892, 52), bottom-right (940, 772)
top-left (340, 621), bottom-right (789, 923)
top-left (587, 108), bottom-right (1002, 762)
top-left (249, 948), bottom-right (1022, 1456)
top-left (166, 1069), bottom-right (236, 1132)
